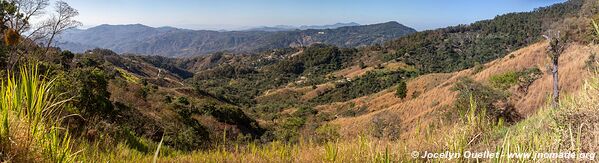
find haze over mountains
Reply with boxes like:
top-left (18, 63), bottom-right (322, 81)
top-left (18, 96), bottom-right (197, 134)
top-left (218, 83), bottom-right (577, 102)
top-left (56, 21), bottom-right (416, 57)
top-left (246, 22), bottom-right (361, 32)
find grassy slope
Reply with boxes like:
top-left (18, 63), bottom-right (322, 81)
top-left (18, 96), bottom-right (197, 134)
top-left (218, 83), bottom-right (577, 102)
top-left (80, 53), bottom-right (265, 151)
top-left (77, 61), bottom-right (599, 162)
top-left (323, 41), bottom-right (597, 140)
top-left (2, 28), bottom-right (596, 163)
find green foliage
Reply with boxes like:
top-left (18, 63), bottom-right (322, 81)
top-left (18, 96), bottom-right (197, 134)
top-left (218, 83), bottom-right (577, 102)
top-left (340, 106), bottom-right (368, 117)
top-left (172, 101), bottom-right (264, 149)
top-left (58, 50), bottom-right (75, 68)
top-left (164, 95), bottom-right (173, 103)
top-left (275, 117), bottom-right (306, 142)
top-left (55, 67), bottom-right (113, 116)
top-left (452, 78), bottom-right (505, 111)
top-left (293, 107), bottom-right (317, 117)
top-left (120, 129), bottom-right (151, 153)
top-left (451, 77), bottom-right (521, 122)
top-left (176, 96), bottom-right (189, 105)
top-left (471, 62), bottom-right (486, 74)
top-left (489, 67), bottom-right (542, 90)
top-left (193, 44), bottom-right (360, 106)
top-left (170, 105), bottom-right (210, 151)
top-left (383, 0), bottom-right (582, 73)
top-left (489, 71), bottom-right (519, 90)
top-left (312, 69), bottom-right (416, 103)
top-left (315, 124), bottom-right (340, 143)
top-left (115, 67), bottom-right (141, 84)
top-left (323, 142), bottom-right (338, 162)
top-left (0, 64), bottom-right (76, 162)
top-left (395, 80), bottom-right (407, 99)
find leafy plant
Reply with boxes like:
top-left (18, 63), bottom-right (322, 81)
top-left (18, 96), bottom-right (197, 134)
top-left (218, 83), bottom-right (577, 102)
top-left (323, 141), bottom-right (338, 162)
top-left (0, 64), bottom-right (76, 162)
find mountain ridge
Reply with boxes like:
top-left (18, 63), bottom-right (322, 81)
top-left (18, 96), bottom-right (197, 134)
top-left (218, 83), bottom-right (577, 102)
top-left (57, 21), bottom-right (416, 57)
top-left (247, 22), bottom-right (361, 31)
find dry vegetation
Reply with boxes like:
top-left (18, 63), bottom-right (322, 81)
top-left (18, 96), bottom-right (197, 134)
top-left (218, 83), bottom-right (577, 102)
top-left (323, 41), bottom-right (596, 140)
top-left (69, 63), bottom-right (599, 162)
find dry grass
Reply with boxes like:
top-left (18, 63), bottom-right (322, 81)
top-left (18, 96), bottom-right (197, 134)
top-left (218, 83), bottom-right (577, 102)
top-left (80, 70), bottom-right (597, 162)
top-left (322, 41), bottom-right (596, 140)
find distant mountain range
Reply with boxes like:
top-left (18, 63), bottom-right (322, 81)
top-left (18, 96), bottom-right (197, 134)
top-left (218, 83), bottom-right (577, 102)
top-left (56, 21), bottom-right (416, 57)
top-left (246, 22), bottom-right (361, 32)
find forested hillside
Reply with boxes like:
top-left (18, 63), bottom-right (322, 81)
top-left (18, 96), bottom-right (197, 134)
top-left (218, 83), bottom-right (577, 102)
top-left (383, 0), bottom-right (586, 73)
top-left (1, 0), bottom-right (598, 162)
top-left (57, 21), bottom-right (416, 57)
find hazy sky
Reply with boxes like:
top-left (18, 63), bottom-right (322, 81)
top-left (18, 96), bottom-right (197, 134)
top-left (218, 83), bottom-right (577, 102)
top-left (63, 0), bottom-right (565, 31)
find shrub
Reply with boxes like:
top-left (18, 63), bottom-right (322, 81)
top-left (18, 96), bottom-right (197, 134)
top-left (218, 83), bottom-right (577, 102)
top-left (177, 97), bottom-right (190, 105)
top-left (489, 71), bottom-right (519, 90)
top-left (471, 62), bottom-right (485, 74)
top-left (585, 53), bottom-right (596, 69)
top-left (489, 67), bottom-right (542, 90)
top-left (395, 80), bottom-right (407, 99)
top-left (371, 112), bottom-right (401, 140)
top-left (452, 77), bottom-right (520, 122)
top-left (315, 124), bottom-right (340, 143)
top-left (312, 70), bottom-right (414, 103)
top-left (275, 117), bottom-right (306, 142)
top-left (340, 106), bottom-right (368, 117)
top-left (164, 95), bottom-right (173, 103)
top-left (293, 107), bottom-right (317, 117)
top-left (75, 69), bottom-right (113, 113)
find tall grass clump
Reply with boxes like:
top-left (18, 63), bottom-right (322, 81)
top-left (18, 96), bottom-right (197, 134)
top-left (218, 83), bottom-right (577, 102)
top-left (0, 64), bottom-right (76, 162)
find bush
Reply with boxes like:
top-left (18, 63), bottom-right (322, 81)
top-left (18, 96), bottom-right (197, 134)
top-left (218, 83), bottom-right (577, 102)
top-left (54, 67), bottom-right (114, 116)
top-left (312, 70), bottom-right (415, 103)
top-left (452, 77), bottom-right (520, 122)
top-left (293, 107), bottom-right (317, 117)
top-left (489, 71), bottom-right (519, 90)
top-left (315, 124), bottom-right (340, 142)
top-left (585, 53), bottom-right (596, 69)
top-left (164, 95), bottom-right (173, 103)
top-left (275, 117), bottom-right (306, 143)
top-left (489, 67), bottom-right (542, 90)
top-left (177, 97), bottom-right (190, 105)
top-left (395, 80), bottom-right (407, 99)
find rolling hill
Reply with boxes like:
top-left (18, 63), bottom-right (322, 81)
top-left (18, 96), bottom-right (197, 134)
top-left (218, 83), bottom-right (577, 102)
top-left (3, 0), bottom-right (599, 162)
top-left (57, 21), bottom-right (416, 57)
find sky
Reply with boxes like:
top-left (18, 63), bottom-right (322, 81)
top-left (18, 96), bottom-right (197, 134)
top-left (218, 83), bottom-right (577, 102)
top-left (62, 0), bottom-right (566, 31)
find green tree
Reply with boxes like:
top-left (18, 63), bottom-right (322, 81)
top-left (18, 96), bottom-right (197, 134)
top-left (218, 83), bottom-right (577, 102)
top-left (395, 80), bottom-right (407, 99)
top-left (55, 67), bottom-right (113, 116)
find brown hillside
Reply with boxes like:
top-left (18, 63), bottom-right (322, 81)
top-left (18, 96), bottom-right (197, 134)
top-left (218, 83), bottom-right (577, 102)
top-left (325, 41), bottom-right (597, 138)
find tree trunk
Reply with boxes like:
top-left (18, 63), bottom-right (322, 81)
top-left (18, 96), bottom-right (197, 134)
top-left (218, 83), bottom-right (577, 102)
top-left (552, 60), bottom-right (559, 109)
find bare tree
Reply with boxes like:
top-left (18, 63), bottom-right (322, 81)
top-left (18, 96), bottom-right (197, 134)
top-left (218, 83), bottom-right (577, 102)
top-left (2, 0), bottom-right (49, 69)
top-left (42, 0), bottom-right (80, 54)
top-left (4, 0), bottom-right (49, 35)
top-left (542, 31), bottom-right (567, 109)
